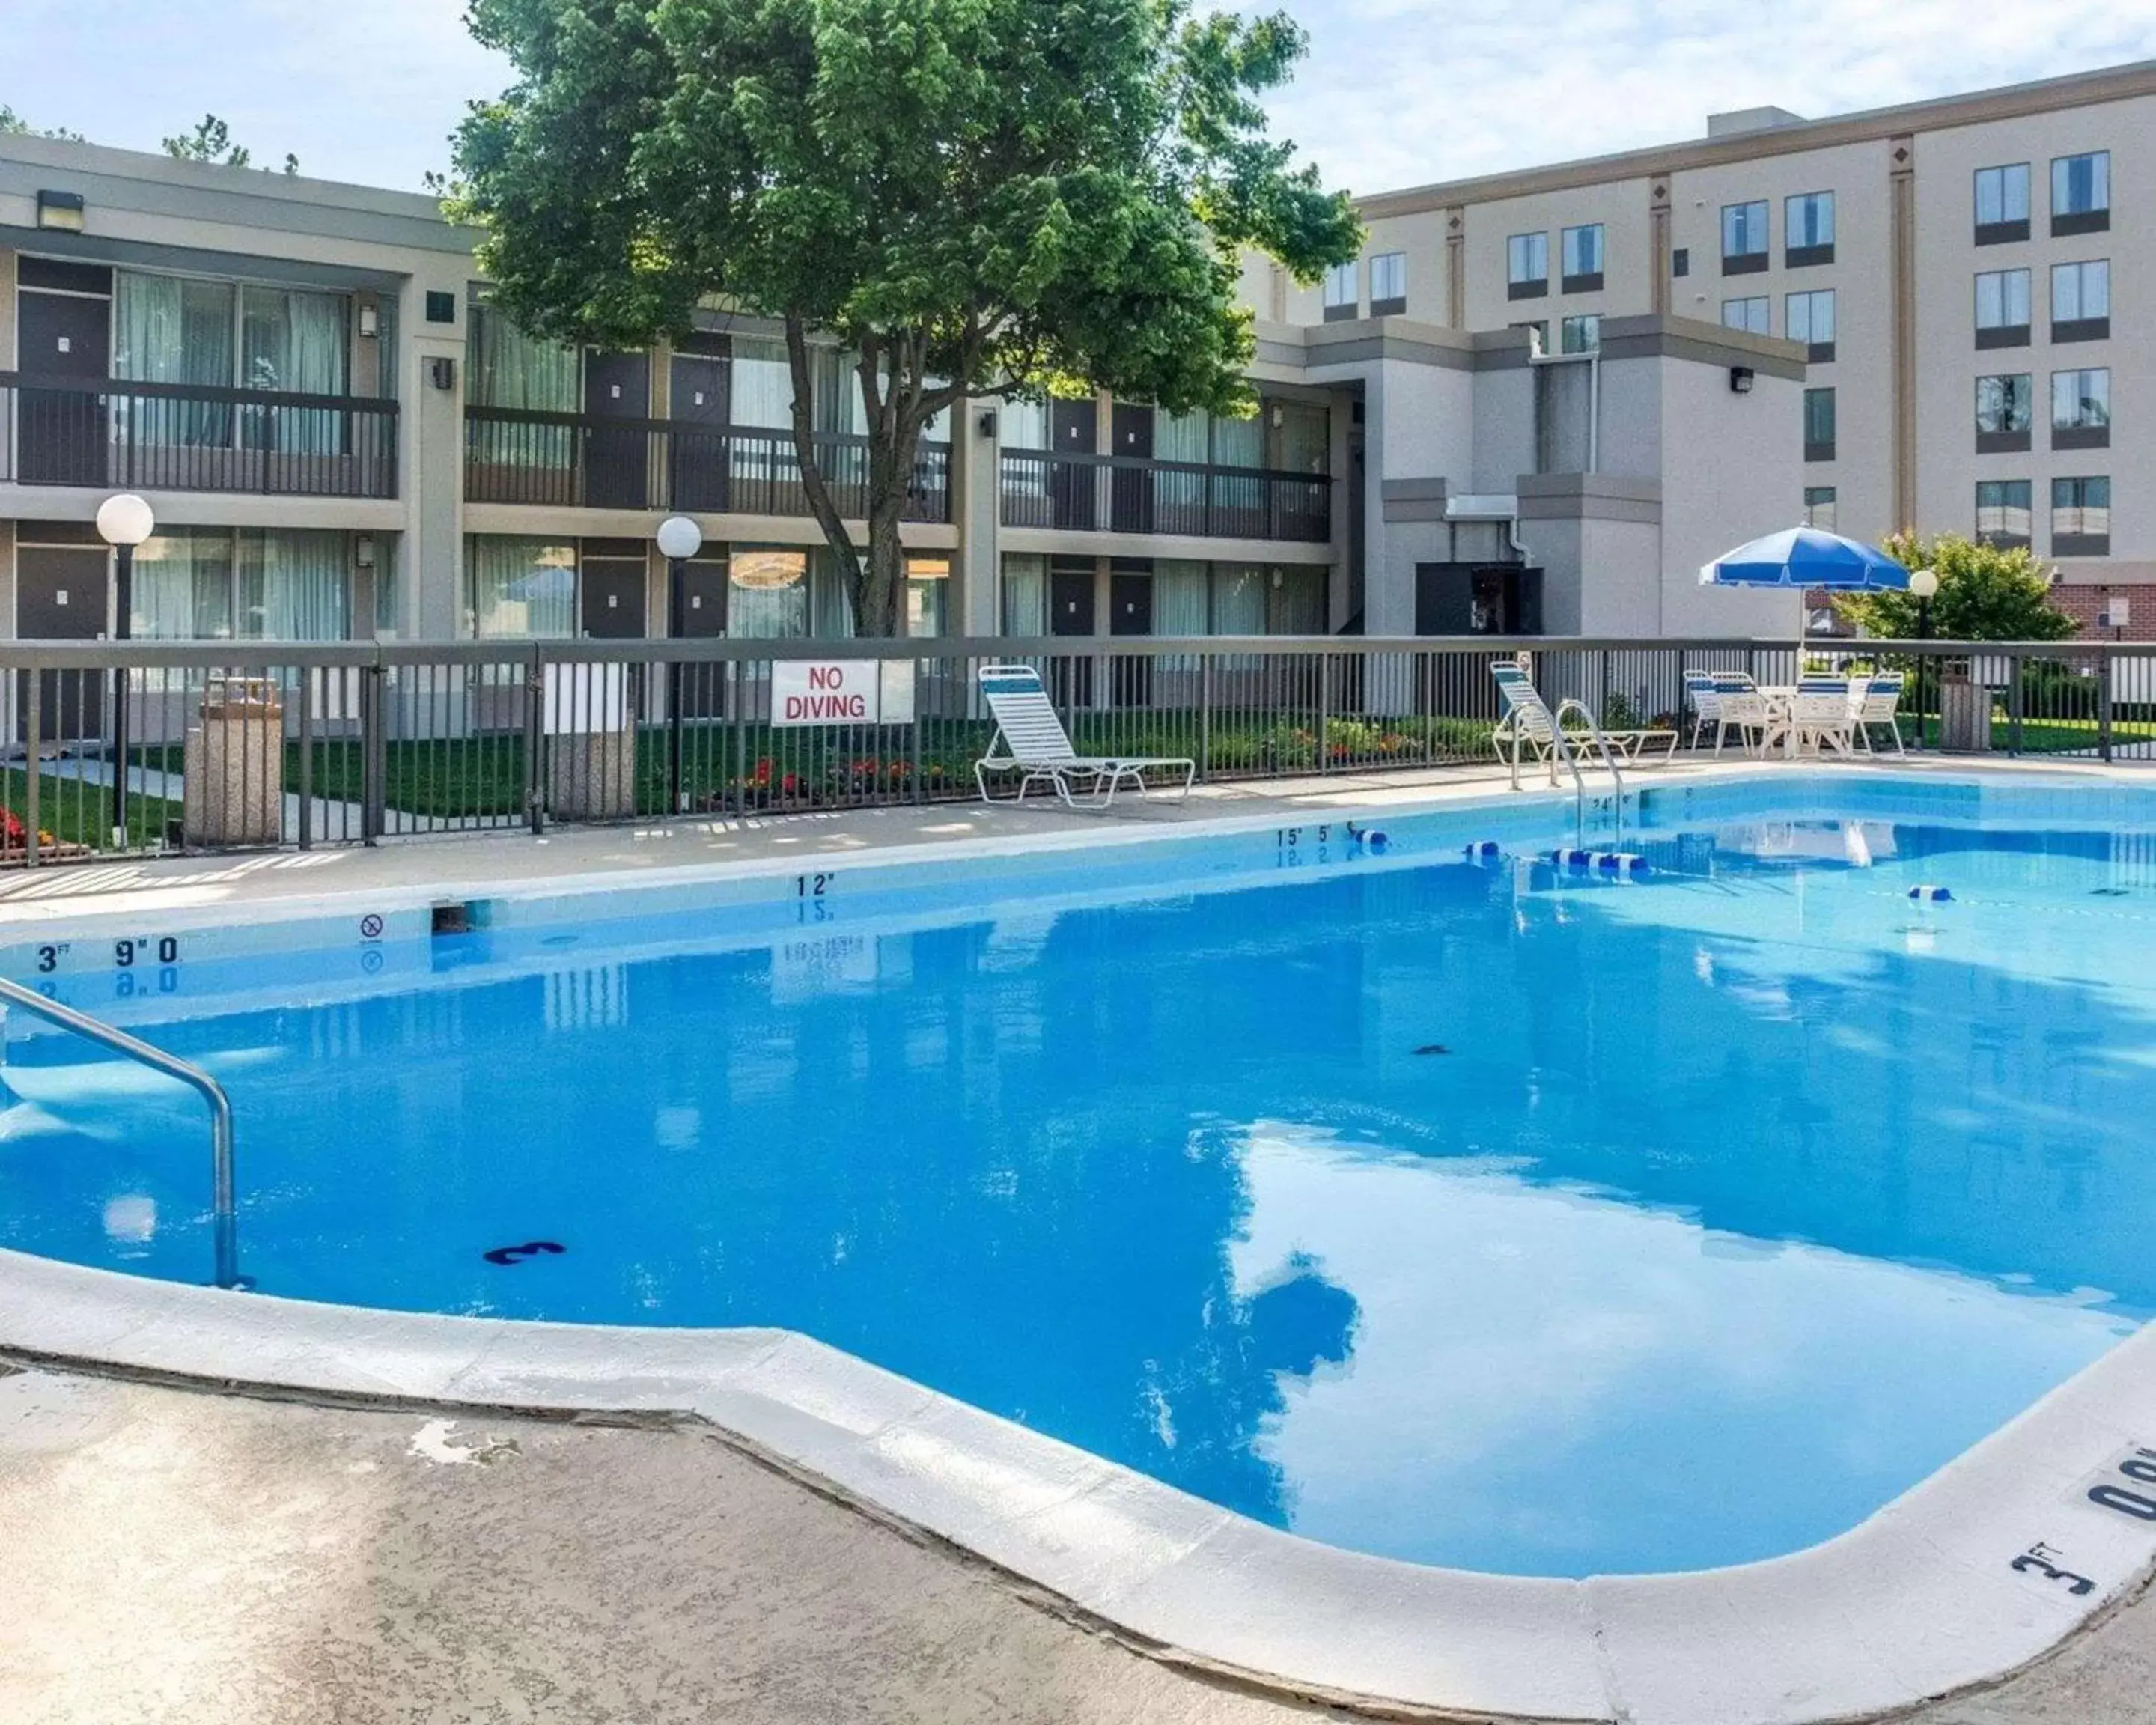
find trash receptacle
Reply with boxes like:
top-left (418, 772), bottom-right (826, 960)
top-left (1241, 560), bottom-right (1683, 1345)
top-left (184, 674), bottom-right (285, 845)
top-left (543, 662), bottom-right (636, 820)
top-left (1938, 673), bottom-right (1993, 752)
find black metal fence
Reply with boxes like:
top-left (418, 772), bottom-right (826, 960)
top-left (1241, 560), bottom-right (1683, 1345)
top-left (999, 449), bottom-right (1330, 541)
top-left (463, 410), bottom-right (952, 521)
top-left (1, 635), bottom-right (2148, 865)
top-left (1, 373), bottom-right (399, 498)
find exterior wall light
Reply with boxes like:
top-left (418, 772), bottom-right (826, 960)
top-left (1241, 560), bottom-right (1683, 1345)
top-left (36, 190), bottom-right (85, 231)
top-left (1729, 366), bottom-right (1755, 393)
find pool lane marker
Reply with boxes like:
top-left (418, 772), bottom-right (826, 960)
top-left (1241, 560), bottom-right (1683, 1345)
top-left (1909, 884), bottom-right (1955, 902)
top-left (482, 1240), bottom-right (566, 1267)
top-left (1547, 848), bottom-right (1651, 876)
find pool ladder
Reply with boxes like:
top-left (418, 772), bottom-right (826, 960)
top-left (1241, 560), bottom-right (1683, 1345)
top-left (0, 977), bottom-right (242, 1290)
top-left (1550, 699), bottom-right (1629, 848)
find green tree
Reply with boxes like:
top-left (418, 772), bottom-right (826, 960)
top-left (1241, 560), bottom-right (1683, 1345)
top-left (161, 114), bottom-right (299, 174)
top-left (0, 105), bottom-right (86, 142)
top-left (1835, 531), bottom-right (2079, 642)
top-left (451, 0), bottom-right (1359, 635)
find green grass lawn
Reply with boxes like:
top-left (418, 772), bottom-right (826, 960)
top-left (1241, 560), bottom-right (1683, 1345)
top-left (1, 765), bottom-right (181, 858)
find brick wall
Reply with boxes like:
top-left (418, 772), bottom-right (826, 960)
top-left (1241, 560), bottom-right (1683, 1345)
top-left (2047, 583), bottom-right (2156, 641)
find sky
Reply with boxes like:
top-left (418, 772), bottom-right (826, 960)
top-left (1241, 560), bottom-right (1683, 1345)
top-left (6, 1), bottom-right (2156, 200)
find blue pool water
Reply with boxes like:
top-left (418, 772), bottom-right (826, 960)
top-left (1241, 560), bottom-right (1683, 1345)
top-left (4, 788), bottom-right (2155, 1576)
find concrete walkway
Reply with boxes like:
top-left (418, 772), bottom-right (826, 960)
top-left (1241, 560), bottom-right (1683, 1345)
top-left (1, 1364), bottom-right (2151, 1725)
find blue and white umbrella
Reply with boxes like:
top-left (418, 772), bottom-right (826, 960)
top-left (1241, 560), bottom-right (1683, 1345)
top-left (1699, 526), bottom-right (1908, 592)
top-left (1701, 526), bottom-right (1909, 660)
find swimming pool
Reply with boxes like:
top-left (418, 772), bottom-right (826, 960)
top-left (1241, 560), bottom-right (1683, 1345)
top-left (4, 773), bottom-right (2154, 1579)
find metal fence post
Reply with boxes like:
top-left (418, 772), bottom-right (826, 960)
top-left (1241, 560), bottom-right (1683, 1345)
top-left (732, 666), bottom-right (749, 818)
top-left (2099, 647), bottom-right (2115, 764)
top-left (1199, 653), bottom-right (1212, 781)
top-left (297, 666), bottom-right (314, 850)
top-left (524, 645), bottom-right (546, 836)
top-left (23, 668), bottom-right (40, 871)
top-left (2007, 652), bottom-right (2024, 755)
top-left (359, 660), bottom-right (386, 845)
top-left (910, 656), bottom-right (926, 803)
top-left (1315, 652), bottom-right (1330, 774)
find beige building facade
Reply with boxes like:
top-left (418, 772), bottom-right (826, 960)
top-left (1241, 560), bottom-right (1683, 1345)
top-left (1265, 59), bottom-right (2156, 629)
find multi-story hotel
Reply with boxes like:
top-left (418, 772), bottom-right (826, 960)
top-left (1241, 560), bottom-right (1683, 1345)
top-left (4, 58), bottom-right (2148, 657)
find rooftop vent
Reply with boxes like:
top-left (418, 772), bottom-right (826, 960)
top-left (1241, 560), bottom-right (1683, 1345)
top-left (1707, 106), bottom-right (1809, 139)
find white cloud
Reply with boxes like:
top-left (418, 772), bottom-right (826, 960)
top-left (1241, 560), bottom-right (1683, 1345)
top-left (1261, 0), bottom-right (2156, 196)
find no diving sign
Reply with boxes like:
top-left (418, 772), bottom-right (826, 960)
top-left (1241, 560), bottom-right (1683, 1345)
top-left (770, 660), bottom-right (916, 727)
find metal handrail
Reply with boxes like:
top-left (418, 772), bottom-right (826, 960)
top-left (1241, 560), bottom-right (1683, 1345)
top-left (0, 978), bottom-right (240, 1290)
top-left (1553, 697), bottom-right (1627, 845)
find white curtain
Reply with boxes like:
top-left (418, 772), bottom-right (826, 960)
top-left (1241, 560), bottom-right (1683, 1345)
top-left (243, 529), bottom-right (350, 639)
top-left (465, 535), bottom-right (576, 639)
top-left (1000, 398), bottom-right (1048, 448)
top-left (241, 286), bottom-right (349, 454)
top-left (1000, 553), bottom-right (1047, 636)
top-left (469, 306), bottom-right (579, 473)
top-left (131, 529), bottom-right (234, 640)
top-left (1212, 410), bottom-right (1263, 468)
top-left (1154, 559), bottom-right (1208, 671)
top-left (1154, 409), bottom-right (1208, 528)
top-left (113, 272), bottom-right (234, 446)
top-left (730, 338), bottom-right (795, 428)
top-left (810, 548), bottom-right (856, 639)
top-left (728, 547), bottom-right (810, 639)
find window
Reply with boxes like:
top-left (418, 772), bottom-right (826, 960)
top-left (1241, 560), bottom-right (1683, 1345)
top-left (1507, 232), bottom-right (1550, 298)
top-left (1560, 224), bottom-right (1604, 290)
top-left (1321, 259), bottom-right (1357, 320)
top-left (1722, 296), bottom-right (1770, 335)
top-left (2052, 475), bottom-right (2111, 553)
top-left (1672, 247), bottom-right (1690, 278)
top-left (1785, 191), bottom-right (1834, 264)
top-left (1974, 372), bottom-right (2033, 439)
top-left (131, 526), bottom-right (354, 642)
top-left (1721, 200), bottom-right (1769, 272)
top-left (1786, 289), bottom-right (1836, 359)
top-left (1975, 374), bottom-right (2032, 451)
top-left (1559, 313), bottom-right (1601, 353)
top-left (1803, 387), bottom-right (1836, 460)
top-left (1974, 269), bottom-right (2031, 346)
top-left (2051, 151), bottom-right (2110, 234)
top-left (2052, 368), bottom-right (2110, 448)
top-left (2051, 259), bottom-right (2110, 340)
top-left (464, 535), bottom-right (576, 639)
top-left (1803, 487), bottom-right (1837, 531)
top-left (1368, 251), bottom-right (1406, 315)
top-left (1976, 478), bottom-right (2032, 547)
top-left (1974, 163), bottom-right (2031, 242)
top-left (728, 546), bottom-right (811, 637)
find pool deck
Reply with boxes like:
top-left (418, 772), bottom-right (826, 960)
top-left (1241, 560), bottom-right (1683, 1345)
top-left (6, 753), bottom-right (2156, 1724)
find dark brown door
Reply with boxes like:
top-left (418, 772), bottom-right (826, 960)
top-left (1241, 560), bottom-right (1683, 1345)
top-left (16, 544), bottom-right (108, 740)
top-left (669, 351), bottom-right (729, 511)
top-left (1048, 561), bottom-right (1094, 708)
top-left (18, 290), bottom-right (110, 486)
top-left (1109, 402), bottom-right (1154, 533)
top-left (675, 556), bottom-right (731, 718)
top-left (580, 556), bottom-right (648, 638)
top-left (584, 351), bottom-right (650, 509)
top-left (1049, 398), bottom-right (1097, 530)
top-left (1109, 562), bottom-right (1153, 707)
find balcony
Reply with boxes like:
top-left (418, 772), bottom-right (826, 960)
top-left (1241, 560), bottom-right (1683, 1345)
top-left (464, 408), bottom-right (951, 522)
top-left (999, 450), bottom-right (1330, 543)
top-left (1, 373), bottom-right (398, 499)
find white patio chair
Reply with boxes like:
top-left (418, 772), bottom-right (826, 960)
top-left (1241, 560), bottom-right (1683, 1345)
top-left (973, 663), bottom-right (1194, 809)
top-left (1849, 672), bottom-right (1908, 756)
top-left (1765, 678), bottom-right (1857, 755)
top-left (1703, 673), bottom-right (1770, 755)
top-left (1682, 670), bottom-right (1723, 750)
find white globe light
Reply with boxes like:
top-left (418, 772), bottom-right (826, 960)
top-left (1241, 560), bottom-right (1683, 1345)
top-left (95, 493), bottom-right (156, 547)
top-left (1908, 569), bottom-right (1940, 600)
top-left (655, 515), bottom-right (704, 561)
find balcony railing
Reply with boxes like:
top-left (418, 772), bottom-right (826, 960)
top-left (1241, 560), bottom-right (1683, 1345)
top-left (1, 372), bottom-right (398, 499)
top-left (464, 408), bottom-right (952, 523)
top-left (999, 449), bottom-right (1330, 542)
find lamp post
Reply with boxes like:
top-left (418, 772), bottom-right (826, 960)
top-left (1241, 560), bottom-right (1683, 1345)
top-left (656, 515), bottom-right (704, 813)
top-left (96, 493), bottom-right (155, 848)
top-left (1909, 567), bottom-right (1939, 749)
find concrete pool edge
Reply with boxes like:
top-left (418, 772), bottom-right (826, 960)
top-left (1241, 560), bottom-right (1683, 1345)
top-left (2, 1247), bottom-right (2153, 1725)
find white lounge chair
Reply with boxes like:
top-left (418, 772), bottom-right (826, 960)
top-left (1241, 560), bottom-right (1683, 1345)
top-left (1490, 662), bottom-right (1677, 786)
top-left (973, 663), bottom-right (1195, 809)
top-left (1850, 672), bottom-right (1908, 755)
